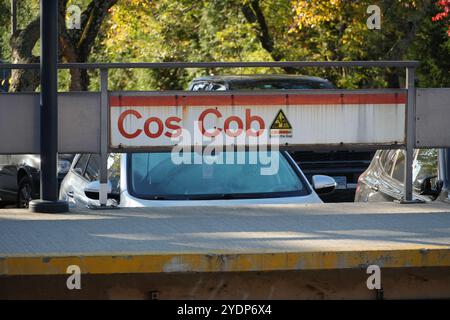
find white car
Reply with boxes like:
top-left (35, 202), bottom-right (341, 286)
top-left (59, 151), bottom-right (336, 208)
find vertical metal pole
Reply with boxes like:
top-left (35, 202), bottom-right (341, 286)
top-left (439, 149), bottom-right (450, 195)
top-left (11, 0), bottom-right (17, 35)
top-left (29, 0), bottom-right (68, 213)
top-left (40, 0), bottom-right (58, 202)
top-left (99, 69), bottom-right (109, 206)
top-left (404, 67), bottom-right (416, 202)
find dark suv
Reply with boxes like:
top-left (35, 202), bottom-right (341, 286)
top-left (355, 148), bottom-right (450, 203)
top-left (189, 75), bottom-right (374, 202)
top-left (0, 154), bottom-right (74, 208)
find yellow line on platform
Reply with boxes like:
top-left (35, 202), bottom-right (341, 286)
top-left (1, 248), bottom-right (450, 276)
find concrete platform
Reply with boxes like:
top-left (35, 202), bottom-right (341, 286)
top-left (1, 202), bottom-right (450, 276)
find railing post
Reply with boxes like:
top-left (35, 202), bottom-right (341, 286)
top-left (99, 68), bottom-right (109, 206)
top-left (403, 67), bottom-right (420, 203)
top-left (10, 0), bottom-right (17, 35)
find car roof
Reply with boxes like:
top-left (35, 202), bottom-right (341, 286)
top-left (191, 74), bottom-right (332, 84)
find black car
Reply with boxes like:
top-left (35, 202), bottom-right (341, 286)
top-left (189, 74), bottom-right (335, 91)
top-left (355, 148), bottom-right (450, 203)
top-left (189, 74), bottom-right (374, 202)
top-left (0, 154), bottom-right (74, 208)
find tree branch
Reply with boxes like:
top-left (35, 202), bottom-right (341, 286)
top-left (242, 0), bottom-right (283, 61)
top-left (77, 0), bottom-right (118, 59)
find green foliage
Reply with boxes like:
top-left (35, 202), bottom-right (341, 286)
top-left (90, 0), bottom-right (278, 90)
top-left (290, 0), bottom-right (450, 88)
top-left (1, 0), bottom-right (449, 90)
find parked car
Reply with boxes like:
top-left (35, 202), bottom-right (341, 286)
top-left (0, 154), bottom-right (74, 208)
top-left (355, 148), bottom-right (450, 203)
top-left (188, 74), bottom-right (335, 91)
top-left (189, 74), bottom-right (375, 202)
top-left (294, 150), bottom-right (374, 202)
top-left (59, 151), bottom-right (337, 208)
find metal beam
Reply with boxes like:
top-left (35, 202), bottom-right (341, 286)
top-left (0, 61), bottom-right (421, 70)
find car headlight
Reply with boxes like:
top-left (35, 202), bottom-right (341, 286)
top-left (57, 159), bottom-right (71, 175)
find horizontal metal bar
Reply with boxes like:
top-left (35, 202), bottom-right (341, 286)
top-left (109, 143), bottom-right (405, 154)
top-left (0, 61), bottom-right (420, 70)
top-left (110, 88), bottom-right (407, 96)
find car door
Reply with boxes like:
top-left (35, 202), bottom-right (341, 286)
top-left (412, 149), bottom-right (439, 200)
top-left (356, 149), bottom-right (399, 202)
top-left (0, 155), bottom-right (11, 202)
top-left (0, 155), bottom-right (17, 202)
top-left (385, 149), bottom-right (407, 201)
top-left (61, 154), bottom-right (91, 207)
top-left (376, 149), bottom-right (436, 202)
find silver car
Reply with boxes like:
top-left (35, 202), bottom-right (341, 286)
top-left (59, 151), bottom-right (336, 208)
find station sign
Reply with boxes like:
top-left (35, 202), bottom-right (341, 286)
top-left (109, 91), bottom-right (406, 150)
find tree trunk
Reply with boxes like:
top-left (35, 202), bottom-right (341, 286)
top-left (9, 0), bottom-right (117, 92)
top-left (9, 17), bottom-right (40, 92)
top-left (69, 68), bottom-right (89, 91)
top-left (385, 68), bottom-right (401, 88)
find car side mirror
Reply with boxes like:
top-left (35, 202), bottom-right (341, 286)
top-left (84, 180), bottom-right (118, 200)
top-left (417, 175), bottom-right (442, 197)
top-left (312, 175), bottom-right (337, 195)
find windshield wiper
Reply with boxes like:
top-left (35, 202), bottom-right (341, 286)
top-left (187, 194), bottom-right (242, 200)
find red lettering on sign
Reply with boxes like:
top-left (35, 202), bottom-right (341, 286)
top-left (118, 109), bottom-right (142, 139)
top-left (144, 117), bottom-right (164, 139)
top-left (117, 107), bottom-right (267, 140)
top-left (246, 109), bottom-right (265, 137)
top-left (164, 117), bottom-right (182, 138)
top-left (198, 109), bottom-right (222, 137)
top-left (224, 116), bottom-right (244, 137)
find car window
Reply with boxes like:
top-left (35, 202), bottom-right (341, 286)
top-left (392, 150), bottom-right (405, 182)
top-left (73, 154), bottom-right (89, 176)
top-left (413, 149), bottom-right (438, 184)
top-left (108, 153), bottom-right (121, 192)
top-left (128, 151), bottom-right (310, 200)
top-left (84, 154), bottom-right (100, 181)
top-left (209, 83), bottom-right (227, 91)
top-left (190, 82), bottom-right (210, 91)
top-left (379, 150), bottom-right (396, 175)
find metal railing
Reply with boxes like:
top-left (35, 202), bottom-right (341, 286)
top-left (0, 61), bottom-right (420, 70)
top-left (0, 61), bottom-right (419, 203)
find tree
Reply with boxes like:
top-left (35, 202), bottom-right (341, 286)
top-left (0, 1), bottom-right (9, 61)
top-left (290, 0), bottom-right (450, 88)
top-left (94, 0), bottom-right (275, 90)
top-left (432, 0), bottom-right (450, 36)
top-left (59, 0), bottom-right (118, 91)
top-left (6, 0), bottom-right (117, 92)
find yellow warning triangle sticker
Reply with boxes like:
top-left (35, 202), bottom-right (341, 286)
top-left (270, 109), bottom-right (292, 130)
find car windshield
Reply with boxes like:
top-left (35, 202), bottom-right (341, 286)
top-left (127, 151), bottom-right (309, 200)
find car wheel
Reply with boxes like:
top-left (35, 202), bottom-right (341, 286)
top-left (17, 176), bottom-right (33, 208)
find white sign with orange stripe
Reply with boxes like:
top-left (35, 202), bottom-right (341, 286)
top-left (109, 91), bottom-right (406, 150)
